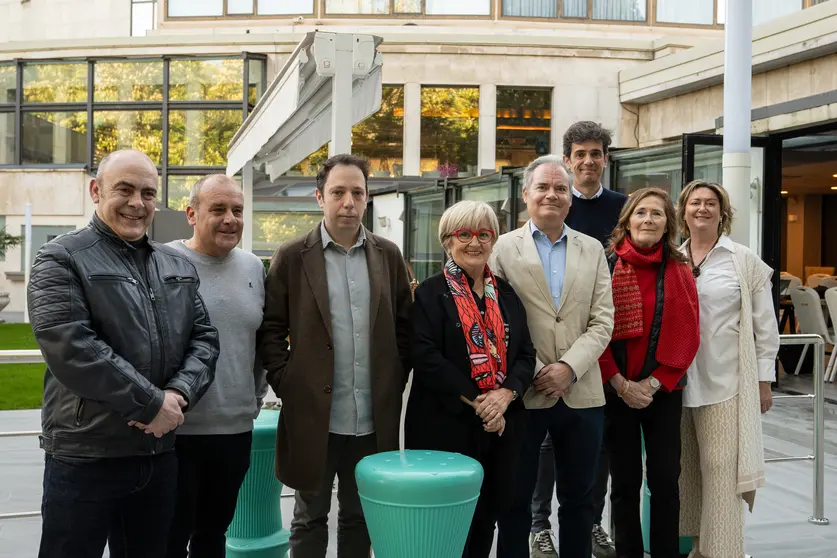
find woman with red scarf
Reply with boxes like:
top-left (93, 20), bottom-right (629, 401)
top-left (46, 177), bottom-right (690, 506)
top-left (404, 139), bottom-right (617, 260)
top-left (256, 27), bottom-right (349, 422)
top-left (598, 187), bottom-right (700, 558)
top-left (405, 200), bottom-right (536, 558)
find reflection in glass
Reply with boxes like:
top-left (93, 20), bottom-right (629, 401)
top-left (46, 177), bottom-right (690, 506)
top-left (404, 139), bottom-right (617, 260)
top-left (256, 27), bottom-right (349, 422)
top-left (394, 0), bottom-right (421, 13)
top-left (593, 0), bottom-right (646, 20)
top-left (421, 87), bottom-right (479, 178)
top-left (248, 59), bottom-right (265, 106)
top-left (408, 192), bottom-right (445, 282)
top-left (0, 65), bottom-right (15, 103)
top-left (496, 88), bottom-right (551, 170)
top-left (460, 180), bottom-right (513, 235)
top-left (353, 86), bottom-right (404, 177)
top-left (22, 112), bottom-right (88, 164)
top-left (513, 173), bottom-right (529, 228)
top-left (94, 111), bottom-right (163, 166)
top-left (168, 0), bottom-right (223, 16)
top-left (287, 144), bottom-right (329, 177)
top-left (167, 175), bottom-right (203, 211)
top-left (325, 0), bottom-right (389, 13)
top-left (425, 0), bottom-right (490, 15)
top-left (23, 63), bottom-right (88, 103)
top-left (253, 211), bottom-right (321, 251)
top-left (95, 61), bottom-right (164, 102)
top-left (228, 0), bottom-right (254, 14)
top-left (259, 0), bottom-right (314, 14)
top-left (503, 0), bottom-right (557, 17)
top-left (612, 143), bottom-right (686, 200)
top-left (0, 113), bottom-right (13, 164)
top-left (169, 59), bottom-right (244, 101)
top-left (656, 0), bottom-right (713, 25)
top-left (168, 110), bottom-right (243, 167)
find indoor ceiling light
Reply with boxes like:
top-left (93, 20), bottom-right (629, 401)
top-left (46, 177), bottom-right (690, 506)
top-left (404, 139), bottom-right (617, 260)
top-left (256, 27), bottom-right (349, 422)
top-left (781, 190), bottom-right (788, 195)
top-left (831, 186), bottom-right (837, 190)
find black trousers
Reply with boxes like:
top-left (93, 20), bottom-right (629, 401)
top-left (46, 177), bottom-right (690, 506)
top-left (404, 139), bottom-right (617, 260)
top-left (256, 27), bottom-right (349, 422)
top-left (39, 452), bottom-right (177, 558)
top-left (605, 389), bottom-right (682, 558)
top-left (165, 432), bottom-right (253, 558)
top-left (531, 431), bottom-right (611, 531)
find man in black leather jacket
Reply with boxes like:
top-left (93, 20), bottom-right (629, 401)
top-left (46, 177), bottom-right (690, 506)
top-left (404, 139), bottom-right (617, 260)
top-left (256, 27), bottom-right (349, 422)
top-left (27, 149), bottom-right (220, 558)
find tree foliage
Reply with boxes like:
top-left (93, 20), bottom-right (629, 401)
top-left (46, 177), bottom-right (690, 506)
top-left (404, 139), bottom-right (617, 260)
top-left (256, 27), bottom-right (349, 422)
top-left (254, 212), bottom-right (321, 249)
top-left (0, 229), bottom-right (22, 259)
top-left (420, 87), bottom-right (479, 177)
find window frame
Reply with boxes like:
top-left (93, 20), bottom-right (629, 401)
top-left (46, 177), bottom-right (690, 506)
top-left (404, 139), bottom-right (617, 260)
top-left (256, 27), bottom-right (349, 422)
top-left (164, 0), bottom-right (316, 19)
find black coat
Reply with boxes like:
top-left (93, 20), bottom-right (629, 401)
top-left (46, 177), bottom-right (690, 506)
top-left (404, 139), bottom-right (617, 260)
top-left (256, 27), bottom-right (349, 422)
top-left (404, 271), bottom-right (536, 478)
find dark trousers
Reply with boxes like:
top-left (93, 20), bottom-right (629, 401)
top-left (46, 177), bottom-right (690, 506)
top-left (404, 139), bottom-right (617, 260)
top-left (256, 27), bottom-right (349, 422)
top-left (531, 431), bottom-right (611, 532)
top-left (290, 433), bottom-right (377, 558)
top-left (498, 400), bottom-right (604, 558)
top-left (165, 432), bottom-right (253, 558)
top-left (38, 451), bottom-right (177, 558)
top-left (606, 390), bottom-right (682, 558)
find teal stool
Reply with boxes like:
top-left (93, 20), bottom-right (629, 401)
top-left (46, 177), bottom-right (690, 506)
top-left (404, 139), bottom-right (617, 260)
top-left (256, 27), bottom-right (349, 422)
top-left (226, 409), bottom-right (290, 558)
top-left (355, 450), bottom-right (484, 557)
top-left (639, 430), bottom-right (692, 555)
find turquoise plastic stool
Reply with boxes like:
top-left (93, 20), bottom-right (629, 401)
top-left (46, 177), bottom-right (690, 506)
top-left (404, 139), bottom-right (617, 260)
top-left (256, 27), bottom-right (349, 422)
top-left (226, 409), bottom-right (290, 558)
top-left (639, 430), bottom-right (692, 555)
top-left (355, 450), bottom-right (484, 558)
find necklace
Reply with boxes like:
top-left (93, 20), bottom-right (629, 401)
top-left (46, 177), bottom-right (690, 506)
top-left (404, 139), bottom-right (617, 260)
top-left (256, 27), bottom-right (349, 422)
top-left (688, 237), bottom-right (719, 278)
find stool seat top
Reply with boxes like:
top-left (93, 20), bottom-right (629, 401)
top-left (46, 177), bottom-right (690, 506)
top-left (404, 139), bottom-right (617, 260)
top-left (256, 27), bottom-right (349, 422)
top-left (355, 450), bottom-right (484, 506)
top-left (250, 409), bottom-right (280, 447)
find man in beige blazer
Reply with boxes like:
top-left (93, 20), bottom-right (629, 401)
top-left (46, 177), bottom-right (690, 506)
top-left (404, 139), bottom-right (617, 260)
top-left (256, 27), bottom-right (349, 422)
top-left (490, 155), bottom-right (614, 558)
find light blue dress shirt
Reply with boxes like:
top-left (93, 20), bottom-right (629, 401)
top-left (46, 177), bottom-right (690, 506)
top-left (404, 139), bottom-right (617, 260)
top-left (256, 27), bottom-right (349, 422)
top-left (530, 221), bottom-right (568, 310)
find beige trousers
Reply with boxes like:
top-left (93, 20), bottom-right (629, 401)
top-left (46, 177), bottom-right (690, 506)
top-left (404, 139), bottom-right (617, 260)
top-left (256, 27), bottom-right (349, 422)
top-left (680, 396), bottom-right (745, 558)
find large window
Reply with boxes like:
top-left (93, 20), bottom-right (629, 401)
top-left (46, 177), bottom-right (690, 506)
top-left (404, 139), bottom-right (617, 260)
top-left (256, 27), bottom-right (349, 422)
top-left (563, 0), bottom-right (646, 21)
top-left (325, 0), bottom-right (485, 15)
top-left (717, 0), bottom-right (803, 26)
top-left (2, 56), bottom-right (266, 205)
top-left (132, 0), bottom-right (158, 36)
top-left (253, 211), bottom-right (321, 252)
top-left (502, 0), bottom-right (557, 18)
top-left (459, 176), bottom-right (514, 235)
top-left (656, 0), bottom-right (713, 25)
top-left (168, 0), bottom-right (314, 16)
top-left (407, 190), bottom-right (445, 282)
top-left (496, 87), bottom-right (551, 170)
top-left (421, 87), bottom-right (479, 178)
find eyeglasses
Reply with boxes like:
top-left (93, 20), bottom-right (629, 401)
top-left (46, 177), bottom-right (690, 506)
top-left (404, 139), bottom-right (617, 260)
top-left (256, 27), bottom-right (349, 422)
top-left (452, 229), bottom-right (495, 244)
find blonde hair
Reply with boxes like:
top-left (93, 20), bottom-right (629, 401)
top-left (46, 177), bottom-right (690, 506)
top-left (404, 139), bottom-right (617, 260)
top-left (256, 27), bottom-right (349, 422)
top-left (438, 200), bottom-right (501, 254)
top-left (677, 180), bottom-right (733, 239)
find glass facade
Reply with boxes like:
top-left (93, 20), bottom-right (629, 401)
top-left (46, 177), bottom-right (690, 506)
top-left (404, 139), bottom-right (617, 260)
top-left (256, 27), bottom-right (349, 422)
top-left (656, 0), bottom-right (713, 25)
top-left (421, 87), bottom-right (479, 178)
top-left (0, 64), bottom-right (15, 103)
top-left (563, 0), bottom-right (646, 20)
top-left (1, 56), bottom-right (266, 211)
top-left (325, 0), bottom-right (485, 15)
top-left (407, 190), bottom-right (446, 282)
top-left (496, 87), bottom-right (551, 170)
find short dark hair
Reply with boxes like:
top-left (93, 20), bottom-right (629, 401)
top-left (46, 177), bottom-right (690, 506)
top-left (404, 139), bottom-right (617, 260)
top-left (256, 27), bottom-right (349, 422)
top-left (562, 121), bottom-right (612, 158)
top-left (316, 154), bottom-right (370, 192)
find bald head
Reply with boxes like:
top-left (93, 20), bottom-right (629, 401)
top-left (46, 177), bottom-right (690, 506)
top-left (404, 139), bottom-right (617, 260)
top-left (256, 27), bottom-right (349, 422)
top-left (96, 149), bottom-right (157, 183)
top-left (185, 174), bottom-right (244, 258)
top-left (189, 174), bottom-right (240, 211)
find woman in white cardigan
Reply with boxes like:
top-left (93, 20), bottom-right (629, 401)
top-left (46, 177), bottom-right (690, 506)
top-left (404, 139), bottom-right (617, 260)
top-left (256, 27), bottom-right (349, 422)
top-left (677, 180), bottom-right (780, 558)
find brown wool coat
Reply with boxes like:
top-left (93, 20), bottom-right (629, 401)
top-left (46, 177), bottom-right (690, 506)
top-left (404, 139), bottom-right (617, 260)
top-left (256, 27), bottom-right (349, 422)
top-left (258, 225), bottom-right (412, 491)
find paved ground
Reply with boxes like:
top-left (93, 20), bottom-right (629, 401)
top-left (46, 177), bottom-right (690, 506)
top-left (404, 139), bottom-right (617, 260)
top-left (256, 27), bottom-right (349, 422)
top-left (2, 392), bottom-right (837, 558)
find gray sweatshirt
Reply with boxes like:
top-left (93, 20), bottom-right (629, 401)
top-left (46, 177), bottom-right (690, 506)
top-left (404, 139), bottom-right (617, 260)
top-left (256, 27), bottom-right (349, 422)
top-left (167, 240), bottom-right (267, 435)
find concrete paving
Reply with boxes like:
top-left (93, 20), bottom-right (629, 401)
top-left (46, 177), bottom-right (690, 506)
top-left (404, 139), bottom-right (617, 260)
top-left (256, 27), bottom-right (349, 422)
top-left (2, 397), bottom-right (836, 557)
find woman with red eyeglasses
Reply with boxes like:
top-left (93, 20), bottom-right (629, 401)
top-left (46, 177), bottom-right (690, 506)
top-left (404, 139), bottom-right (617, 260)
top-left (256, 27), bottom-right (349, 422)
top-left (405, 200), bottom-right (537, 558)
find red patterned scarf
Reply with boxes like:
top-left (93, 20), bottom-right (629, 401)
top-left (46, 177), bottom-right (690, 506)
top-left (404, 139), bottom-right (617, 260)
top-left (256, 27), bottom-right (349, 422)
top-left (444, 259), bottom-right (508, 393)
top-left (611, 239), bottom-right (700, 369)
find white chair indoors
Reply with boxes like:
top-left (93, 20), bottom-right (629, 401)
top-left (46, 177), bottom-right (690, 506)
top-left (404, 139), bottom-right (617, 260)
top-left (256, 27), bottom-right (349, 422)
top-left (825, 287), bottom-right (837, 382)
top-left (788, 287), bottom-right (835, 381)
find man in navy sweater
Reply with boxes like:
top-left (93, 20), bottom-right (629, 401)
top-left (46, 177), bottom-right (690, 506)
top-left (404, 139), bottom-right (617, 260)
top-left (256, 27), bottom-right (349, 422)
top-left (529, 121), bottom-right (627, 558)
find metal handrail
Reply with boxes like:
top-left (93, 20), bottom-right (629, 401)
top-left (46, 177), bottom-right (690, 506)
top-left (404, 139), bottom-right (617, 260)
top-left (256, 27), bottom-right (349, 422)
top-left (0, 337), bottom-right (830, 525)
top-left (769, 333), bottom-right (829, 526)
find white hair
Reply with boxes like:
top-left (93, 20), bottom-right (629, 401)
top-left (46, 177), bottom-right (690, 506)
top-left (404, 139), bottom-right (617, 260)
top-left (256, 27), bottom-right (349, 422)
top-left (523, 155), bottom-right (573, 191)
top-left (438, 200), bottom-right (501, 253)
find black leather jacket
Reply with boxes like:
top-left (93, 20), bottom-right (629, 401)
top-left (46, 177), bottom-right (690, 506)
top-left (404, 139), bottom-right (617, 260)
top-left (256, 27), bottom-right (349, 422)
top-left (27, 215), bottom-right (220, 458)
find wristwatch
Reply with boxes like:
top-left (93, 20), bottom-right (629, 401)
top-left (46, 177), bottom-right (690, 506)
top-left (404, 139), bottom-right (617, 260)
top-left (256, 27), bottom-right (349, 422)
top-left (649, 377), bottom-right (661, 391)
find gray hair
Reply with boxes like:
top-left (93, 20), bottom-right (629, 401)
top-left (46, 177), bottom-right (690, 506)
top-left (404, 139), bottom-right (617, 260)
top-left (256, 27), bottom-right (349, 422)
top-left (523, 155), bottom-right (573, 191)
top-left (188, 174), bottom-right (240, 209)
top-left (438, 201), bottom-right (501, 254)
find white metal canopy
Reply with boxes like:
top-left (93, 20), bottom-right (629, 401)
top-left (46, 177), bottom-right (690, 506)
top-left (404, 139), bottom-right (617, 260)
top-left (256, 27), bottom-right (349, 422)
top-left (226, 31), bottom-right (384, 181)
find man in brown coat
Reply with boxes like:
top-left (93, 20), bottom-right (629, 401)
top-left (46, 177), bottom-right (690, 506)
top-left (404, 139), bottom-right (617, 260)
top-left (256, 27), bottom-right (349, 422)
top-left (259, 153), bottom-right (412, 557)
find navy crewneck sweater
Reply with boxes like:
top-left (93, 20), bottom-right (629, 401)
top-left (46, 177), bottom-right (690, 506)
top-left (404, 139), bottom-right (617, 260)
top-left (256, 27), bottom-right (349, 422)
top-left (565, 188), bottom-right (629, 248)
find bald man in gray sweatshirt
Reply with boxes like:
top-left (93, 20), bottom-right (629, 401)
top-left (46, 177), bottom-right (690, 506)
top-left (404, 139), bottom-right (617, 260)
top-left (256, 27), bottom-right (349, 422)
top-left (165, 174), bottom-right (268, 558)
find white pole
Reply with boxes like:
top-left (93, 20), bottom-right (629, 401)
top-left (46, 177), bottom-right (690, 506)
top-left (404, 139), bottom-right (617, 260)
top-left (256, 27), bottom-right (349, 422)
top-left (723, 0), bottom-right (753, 247)
top-left (23, 202), bottom-right (32, 324)
top-left (329, 34), bottom-right (354, 156)
top-left (242, 161), bottom-right (254, 253)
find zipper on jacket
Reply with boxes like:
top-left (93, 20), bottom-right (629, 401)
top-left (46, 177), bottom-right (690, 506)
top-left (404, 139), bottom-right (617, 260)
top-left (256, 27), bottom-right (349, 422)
top-left (147, 255), bottom-right (166, 384)
top-left (74, 398), bottom-right (85, 427)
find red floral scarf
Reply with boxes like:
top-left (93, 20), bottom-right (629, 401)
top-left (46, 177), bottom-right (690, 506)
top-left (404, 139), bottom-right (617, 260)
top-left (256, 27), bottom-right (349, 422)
top-left (444, 259), bottom-right (508, 392)
top-left (611, 239), bottom-right (700, 370)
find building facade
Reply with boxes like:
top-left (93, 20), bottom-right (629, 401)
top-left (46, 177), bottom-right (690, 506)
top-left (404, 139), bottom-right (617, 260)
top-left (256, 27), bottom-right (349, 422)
top-left (0, 0), bottom-right (835, 319)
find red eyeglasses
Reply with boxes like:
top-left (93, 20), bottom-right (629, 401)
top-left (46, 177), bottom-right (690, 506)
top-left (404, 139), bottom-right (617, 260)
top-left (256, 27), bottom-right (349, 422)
top-left (452, 229), bottom-right (496, 244)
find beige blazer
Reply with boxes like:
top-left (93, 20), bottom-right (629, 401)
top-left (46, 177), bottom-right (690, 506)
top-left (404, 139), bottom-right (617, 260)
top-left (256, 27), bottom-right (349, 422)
top-left (489, 222), bottom-right (614, 410)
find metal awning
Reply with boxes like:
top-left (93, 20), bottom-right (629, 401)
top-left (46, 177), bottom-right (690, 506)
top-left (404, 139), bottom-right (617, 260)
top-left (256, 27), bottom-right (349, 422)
top-left (226, 31), bottom-right (384, 180)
